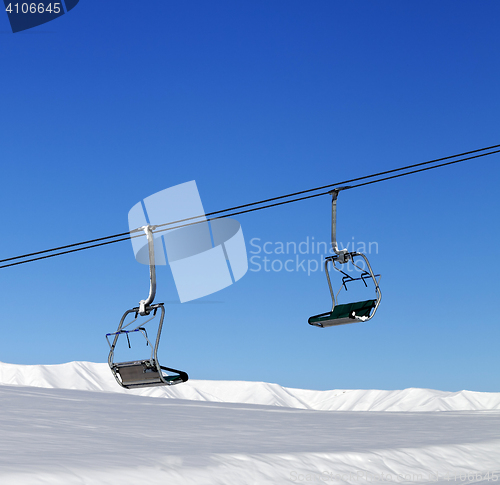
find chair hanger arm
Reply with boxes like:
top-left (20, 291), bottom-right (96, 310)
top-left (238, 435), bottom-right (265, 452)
top-left (330, 189), bottom-right (350, 263)
top-left (139, 225), bottom-right (157, 315)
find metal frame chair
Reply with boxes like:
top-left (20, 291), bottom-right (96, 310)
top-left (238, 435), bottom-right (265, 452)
top-left (308, 189), bottom-right (381, 328)
top-left (106, 225), bottom-right (188, 388)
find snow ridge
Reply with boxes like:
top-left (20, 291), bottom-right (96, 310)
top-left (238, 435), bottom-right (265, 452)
top-left (0, 360), bottom-right (499, 412)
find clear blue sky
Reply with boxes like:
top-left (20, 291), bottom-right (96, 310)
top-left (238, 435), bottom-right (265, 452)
top-left (1, 1), bottom-right (499, 391)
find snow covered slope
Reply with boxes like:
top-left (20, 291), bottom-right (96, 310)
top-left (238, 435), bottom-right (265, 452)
top-left (0, 360), bottom-right (499, 411)
top-left (1, 362), bottom-right (499, 484)
top-left (0, 384), bottom-right (499, 485)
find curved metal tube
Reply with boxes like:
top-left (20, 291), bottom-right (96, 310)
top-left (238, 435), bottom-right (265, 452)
top-left (139, 225), bottom-right (156, 315)
top-left (107, 307), bottom-right (137, 388)
top-left (352, 252), bottom-right (382, 320)
top-left (324, 259), bottom-right (336, 309)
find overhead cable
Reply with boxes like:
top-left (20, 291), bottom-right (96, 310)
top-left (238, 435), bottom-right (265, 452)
top-left (1, 144), bottom-right (499, 270)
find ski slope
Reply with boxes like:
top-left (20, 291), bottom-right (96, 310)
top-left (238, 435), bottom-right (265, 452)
top-left (0, 362), bottom-right (499, 485)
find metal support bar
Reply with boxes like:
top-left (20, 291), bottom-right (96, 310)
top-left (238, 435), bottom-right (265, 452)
top-left (330, 189), bottom-right (350, 263)
top-left (139, 225), bottom-right (157, 316)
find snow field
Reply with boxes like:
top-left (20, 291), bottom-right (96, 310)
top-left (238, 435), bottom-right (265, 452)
top-left (0, 362), bottom-right (499, 484)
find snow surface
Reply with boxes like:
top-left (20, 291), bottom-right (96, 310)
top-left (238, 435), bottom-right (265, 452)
top-left (0, 361), bottom-right (499, 484)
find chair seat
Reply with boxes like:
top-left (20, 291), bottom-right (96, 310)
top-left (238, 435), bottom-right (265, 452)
top-left (308, 299), bottom-right (377, 328)
top-left (114, 360), bottom-right (186, 389)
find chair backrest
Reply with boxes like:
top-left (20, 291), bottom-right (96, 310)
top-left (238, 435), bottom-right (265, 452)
top-left (309, 299), bottom-right (377, 328)
top-left (331, 299), bottom-right (376, 319)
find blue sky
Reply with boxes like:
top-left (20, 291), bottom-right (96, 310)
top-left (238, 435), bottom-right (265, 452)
top-left (0, 1), bottom-right (499, 391)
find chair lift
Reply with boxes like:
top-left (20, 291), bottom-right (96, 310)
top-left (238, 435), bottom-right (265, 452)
top-left (308, 189), bottom-right (381, 328)
top-left (106, 225), bottom-right (188, 389)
